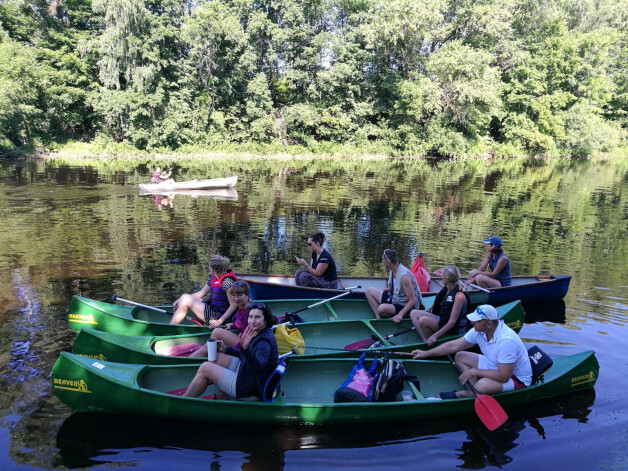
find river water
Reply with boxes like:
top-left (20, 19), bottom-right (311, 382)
top-left (0, 156), bottom-right (626, 470)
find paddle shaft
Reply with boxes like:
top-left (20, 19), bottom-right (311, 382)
top-left (301, 345), bottom-right (414, 356)
top-left (112, 295), bottom-right (203, 325)
top-left (112, 295), bottom-right (170, 314)
top-left (468, 283), bottom-right (491, 294)
top-left (286, 287), bottom-right (360, 315)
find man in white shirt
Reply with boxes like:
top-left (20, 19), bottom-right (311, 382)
top-left (412, 304), bottom-right (532, 399)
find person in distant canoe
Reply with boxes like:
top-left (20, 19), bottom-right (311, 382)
top-left (409, 265), bottom-right (469, 346)
top-left (170, 255), bottom-right (237, 325)
top-left (365, 249), bottom-right (424, 322)
top-left (412, 304), bottom-right (531, 399)
top-left (189, 281), bottom-right (252, 357)
top-left (150, 165), bottom-right (174, 184)
top-left (184, 303), bottom-right (279, 400)
top-left (294, 232), bottom-right (339, 289)
top-left (466, 236), bottom-right (512, 288)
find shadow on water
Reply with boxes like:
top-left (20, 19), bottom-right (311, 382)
top-left (55, 390), bottom-right (595, 469)
top-left (522, 301), bottom-right (567, 324)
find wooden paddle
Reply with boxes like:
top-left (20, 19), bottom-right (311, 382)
top-left (344, 326), bottom-right (416, 350)
top-left (448, 354), bottom-right (508, 431)
top-left (111, 295), bottom-right (204, 326)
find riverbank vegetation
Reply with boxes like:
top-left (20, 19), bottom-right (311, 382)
top-left (1, 0), bottom-right (627, 158)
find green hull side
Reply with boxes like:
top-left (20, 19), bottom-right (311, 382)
top-left (71, 301), bottom-right (524, 365)
top-left (51, 350), bottom-right (598, 425)
top-left (66, 295), bottom-right (437, 336)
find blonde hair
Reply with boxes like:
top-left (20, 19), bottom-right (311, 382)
top-left (442, 265), bottom-right (465, 291)
top-left (209, 254), bottom-right (230, 273)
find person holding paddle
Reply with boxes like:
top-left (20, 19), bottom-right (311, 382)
top-left (150, 165), bottom-right (174, 184)
top-left (294, 232), bottom-right (339, 289)
top-left (170, 255), bottom-right (237, 325)
top-left (411, 304), bottom-right (532, 399)
top-left (183, 303), bottom-right (279, 400)
top-left (365, 249), bottom-right (423, 322)
top-left (466, 236), bottom-right (512, 288)
top-left (409, 265), bottom-right (468, 346)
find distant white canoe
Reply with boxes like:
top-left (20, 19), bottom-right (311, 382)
top-left (139, 188), bottom-right (238, 200)
top-left (139, 175), bottom-right (238, 191)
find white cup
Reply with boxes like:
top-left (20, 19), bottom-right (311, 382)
top-left (207, 339), bottom-right (217, 361)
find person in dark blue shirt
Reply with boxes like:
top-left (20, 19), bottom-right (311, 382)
top-left (294, 232), bottom-right (339, 289)
top-left (183, 303), bottom-right (278, 400)
top-left (467, 236), bottom-right (512, 288)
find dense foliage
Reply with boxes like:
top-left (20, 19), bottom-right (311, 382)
top-left (1, 0), bottom-right (627, 157)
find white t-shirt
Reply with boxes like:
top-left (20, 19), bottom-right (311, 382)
top-left (464, 321), bottom-right (532, 386)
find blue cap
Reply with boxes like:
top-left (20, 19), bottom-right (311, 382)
top-left (483, 236), bottom-right (503, 247)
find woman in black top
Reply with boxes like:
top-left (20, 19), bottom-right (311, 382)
top-left (409, 265), bottom-right (468, 346)
top-left (294, 232), bottom-right (339, 289)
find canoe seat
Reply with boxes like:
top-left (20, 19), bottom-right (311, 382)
top-left (156, 343), bottom-right (201, 357)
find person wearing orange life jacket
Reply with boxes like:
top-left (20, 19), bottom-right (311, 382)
top-left (170, 255), bottom-right (237, 325)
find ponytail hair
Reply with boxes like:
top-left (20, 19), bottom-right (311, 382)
top-left (442, 265), bottom-right (465, 292)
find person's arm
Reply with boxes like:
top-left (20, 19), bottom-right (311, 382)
top-left (392, 275), bottom-right (416, 323)
top-left (458, 361), bottom-right (514, 385)
top-left (427, 292), bottom-right (465, 345)
top-left (412, 336), bottom-right (473, 359)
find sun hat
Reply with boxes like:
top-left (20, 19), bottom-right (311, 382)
top-left (467, 304), bottom-right (499, 322)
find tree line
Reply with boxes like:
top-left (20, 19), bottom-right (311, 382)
top-left (1, 0), bottom-right (627, 157)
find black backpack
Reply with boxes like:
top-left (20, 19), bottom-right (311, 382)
top-left (372, 358), bottom-right (420, 402)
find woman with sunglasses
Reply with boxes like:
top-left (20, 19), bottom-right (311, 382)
top-left (189, 281), bottom-right (253, 358)
top-left (466, 236), bottom-right (512, 288)
top-left (170, 254), bottom-right (237, 325)
top-left (294, 232), bottom-right (339, 289)
top-left (365, 249), bottom-right (424, 322)
top-left (183, 303), bottom-right (279, 400)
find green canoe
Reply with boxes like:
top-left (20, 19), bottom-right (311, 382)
top-left (71, 300), bottom-right (525, 364)
top-left (66, 295), bottom-right (436, 336)
top-left (51, 350), bottom-right (599, 425)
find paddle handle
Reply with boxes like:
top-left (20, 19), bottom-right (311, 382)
top-left (384, 326), bottom-right (415, 340)
top-left (448, 354), bottom-right (481, 396)
top-left (112, 295), bottom-right (170, 314)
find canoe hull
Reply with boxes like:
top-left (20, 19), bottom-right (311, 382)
top-left (241, 273), bottom-right (570, 306)
top-left (51, 350), bottom-right (598, 425)
top-left (70, 300), bottom-right (525, 364)
top-left (139, 175), bottom-right (238, 191)
top-left (66, 295), bottom-right (437, 336)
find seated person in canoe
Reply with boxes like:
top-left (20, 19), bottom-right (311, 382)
top-left (151, 165), bottom-right (174, 184)
top-left (466, 236), bottom-right (512, 288)
top-left (294, 231), bottom-right (339, 289)
top-left (410, 265), bottom-right (469, 346)
top-left (189, 281), bottom-right (253, 357)
top-left (184, 303), bottom-right (279, 400)
top-left (412, 304), bottom-right (532, 399)
top-left (170, 255), bottom-right (237, 325)
top-left (365, 249), bottom-right (424, 322)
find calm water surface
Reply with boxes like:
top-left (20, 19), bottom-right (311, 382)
top-left (0, 157), bottom-right (626, 470)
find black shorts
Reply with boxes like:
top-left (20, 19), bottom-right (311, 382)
top-left (380, 292), bottom-right (405, 314)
